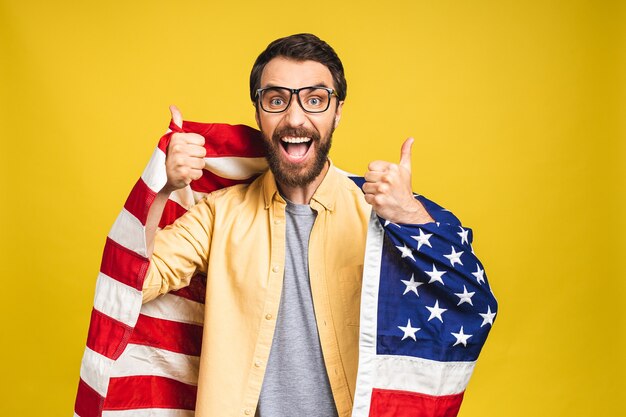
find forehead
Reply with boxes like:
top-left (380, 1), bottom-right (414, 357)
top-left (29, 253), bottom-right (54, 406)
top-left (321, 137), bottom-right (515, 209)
top-left (260, 57), bottom-right (334, 89)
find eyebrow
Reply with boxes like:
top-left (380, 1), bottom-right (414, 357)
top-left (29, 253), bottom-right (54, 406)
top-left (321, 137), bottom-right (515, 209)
top-left (261, 82), bottom-right (332, 89)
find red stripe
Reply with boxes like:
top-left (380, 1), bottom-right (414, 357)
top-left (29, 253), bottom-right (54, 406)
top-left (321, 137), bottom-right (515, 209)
top-left (130, 314), bottom-right (203, 356)
top-left (171, 273), bottom-right (206, 304)
top-left (104, 375), bottom-right (197, 411)
top-left (100, 238), bottom-right (148, 291)
top-left (75, 378), bottom-right (104, 417)
top-left (159, 199), bottom-right (189, 229)
top-left (157, 122), bottom-right (265, 157)
top-left (123, 179), bottom-right (156, 225)
top-left (86, 309), bottom-right (133, 360)
top-left (369, 388), bottom-right (464, 417)
top-left (190, 168), bottom-right (258, 194)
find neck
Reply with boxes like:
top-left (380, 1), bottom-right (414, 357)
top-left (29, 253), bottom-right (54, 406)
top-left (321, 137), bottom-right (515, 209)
top-left (276, 161), bottom-right (330, 205)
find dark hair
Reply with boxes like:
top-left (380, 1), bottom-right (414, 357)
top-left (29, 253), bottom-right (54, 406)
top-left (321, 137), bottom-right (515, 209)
top-left (249, 33), bottom-right (347, 104)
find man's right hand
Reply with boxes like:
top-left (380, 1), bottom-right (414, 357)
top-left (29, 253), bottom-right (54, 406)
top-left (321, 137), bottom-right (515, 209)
top-left (162, 105), bottom-right (207, 194)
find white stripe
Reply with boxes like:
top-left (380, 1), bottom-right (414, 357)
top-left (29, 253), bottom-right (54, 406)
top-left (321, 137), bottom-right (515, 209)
top-left (141, 293), bottom-right (204, 325)
top-left (141, 147), bottom-right (168, 193)
top-left (79, 347), bottom-right (114, 397)
top-left (192, 190), bottom-right (209, 204)
top-left (108, 208), bottom-right (147, 257)
top-left (103, 409), bottom-right (195, 417)
top-left (94, 272), bottom-right (143, 327)
top-left (169, 186), bottom-right (196, 210)
top-left (74, 413), bottom-right (80, 417)
top-left (352, 210), bottom-right (385, 417)
top-left (110, 344), bottom-right (199, 386)
top-left (372, 355), bottom-right (475, 396)
top-left (203, 156), bottom-right (267, 180)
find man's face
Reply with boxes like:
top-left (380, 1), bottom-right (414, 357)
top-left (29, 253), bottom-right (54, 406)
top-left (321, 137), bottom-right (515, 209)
top-left (255, 57), bottom-right (343, 188)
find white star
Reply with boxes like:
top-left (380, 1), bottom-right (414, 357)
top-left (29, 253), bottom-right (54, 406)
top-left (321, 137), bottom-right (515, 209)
top-left (398, 319), bottom-right (421, 341)
top-left (401, 274), bottom-right (424, 296)
top-left (395, 244), bottom-right (415, 261)
top-left (479, 306), bottom-right (497, 327)
top-left (444, 246), bottom-right (464, 267)
top-left (455, 285), bottom-right (475, 306)
top-left (451, 326), bottom-right (472, 347)
top-left (384, 219), bottom-right (401, 228)
top-left (457, 226), bottom-right (469, 245)
top-left (424, 264), bottom-right (447, 285)
top-left (411, 228), bottom-right (433, 251)
top-left (425, 300), bottom-right (447, 322)
top-left (472, 264), bottom-right (485, 284)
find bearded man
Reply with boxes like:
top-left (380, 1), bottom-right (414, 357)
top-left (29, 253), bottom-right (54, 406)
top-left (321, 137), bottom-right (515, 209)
top-left (138, 33), bottom-right (495, 417)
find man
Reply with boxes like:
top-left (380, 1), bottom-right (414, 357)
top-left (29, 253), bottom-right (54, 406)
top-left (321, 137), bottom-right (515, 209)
top-left (118, 34), bottom-right (495, 417)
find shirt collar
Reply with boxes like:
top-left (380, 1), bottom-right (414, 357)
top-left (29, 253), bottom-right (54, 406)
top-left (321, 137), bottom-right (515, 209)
top-left (262, 160), bottom-right (340, 212)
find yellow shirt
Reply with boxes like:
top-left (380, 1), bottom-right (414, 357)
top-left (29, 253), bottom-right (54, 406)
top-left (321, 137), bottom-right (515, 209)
top-left (143, 166), bottom-right (371, 417)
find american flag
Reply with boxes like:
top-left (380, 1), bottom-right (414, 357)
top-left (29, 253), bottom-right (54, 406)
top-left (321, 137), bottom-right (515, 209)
top-left (74, 120), bottom-right (496, 417)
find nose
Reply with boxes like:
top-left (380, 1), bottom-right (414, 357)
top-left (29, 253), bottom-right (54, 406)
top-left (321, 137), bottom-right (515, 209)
top-left (283, 96), bottom-right (307, 127)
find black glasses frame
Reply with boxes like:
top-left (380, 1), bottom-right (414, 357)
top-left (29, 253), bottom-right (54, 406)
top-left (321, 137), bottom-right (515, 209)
top-left (255, 86), bottom-right (338, 113)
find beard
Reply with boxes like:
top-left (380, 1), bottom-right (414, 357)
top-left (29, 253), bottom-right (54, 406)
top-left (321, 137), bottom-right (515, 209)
top-left (262, 125), bottom-right (333, 188)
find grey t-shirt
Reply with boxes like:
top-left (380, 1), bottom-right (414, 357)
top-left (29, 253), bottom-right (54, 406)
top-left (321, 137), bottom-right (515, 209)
top-left (256, 201), bottom-right (339, 417)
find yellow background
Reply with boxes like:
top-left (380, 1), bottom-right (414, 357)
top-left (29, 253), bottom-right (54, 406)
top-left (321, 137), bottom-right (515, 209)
top-left (1, 0), bottom-right (624, 416)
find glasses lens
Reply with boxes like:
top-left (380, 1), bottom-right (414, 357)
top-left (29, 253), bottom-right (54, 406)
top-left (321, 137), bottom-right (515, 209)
top-left (260, 88), bottom-right (291, 112)
top-left (298, 88), bottom-right (331, 113)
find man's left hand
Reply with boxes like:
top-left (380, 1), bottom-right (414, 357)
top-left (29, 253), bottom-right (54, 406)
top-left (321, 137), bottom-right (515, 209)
top-left (363, 137), bottom-right (434, 225)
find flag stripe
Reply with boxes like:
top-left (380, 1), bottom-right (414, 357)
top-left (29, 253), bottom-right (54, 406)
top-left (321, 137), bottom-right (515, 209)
top-left (159, 199), bottom-right (189, 229)
top-left (105, 375), bottom-right (197, 411)
top-left (86, 309), bottom-right (133, 359)
top-left (352, 211), bottom-right (386, 417)
top-left (101, 238), bottom-right (148, 291)
top-left (129, 314), bottom-right (203, 356)
top-left (189, 167), bottom-right (256, 194)
top-left (371, 355), bottom-right (475, 396)
top-left (75, 378), bottom-right (104, 417)
top-left (109, 344), bottom-right (199, 386)
top-left (140, 292), bottom-right (204, 325)
top-left (140, 147), bottom-right (167, 193)
top-left (80, 347), bottom-right (115, 397)
top-left (169, 274), bottom-right (206, 304)
top-left (94, 272), bottom-right (142, 327)
top-left (157, 122), bottom-right (266, 158)
top-left (369, 388), bottom-right (464, 417)
top-left (123, 178), bottom-right (155, 226)
top-left (108, 209), bottom-right (147, 257)
top-left (203, 156), bottom-right (267, 180)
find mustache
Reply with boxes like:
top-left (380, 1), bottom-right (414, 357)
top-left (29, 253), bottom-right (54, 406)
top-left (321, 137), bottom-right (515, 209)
top-left (272, 127), bottom-right (320, 143)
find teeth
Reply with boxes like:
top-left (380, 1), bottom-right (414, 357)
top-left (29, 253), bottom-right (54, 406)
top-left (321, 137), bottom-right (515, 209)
top-left (281, 137), bottom-right (311, 144)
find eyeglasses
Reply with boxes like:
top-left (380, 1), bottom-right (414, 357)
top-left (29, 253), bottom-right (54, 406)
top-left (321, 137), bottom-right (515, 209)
top-left (255, 86), bottom-right (338, 113)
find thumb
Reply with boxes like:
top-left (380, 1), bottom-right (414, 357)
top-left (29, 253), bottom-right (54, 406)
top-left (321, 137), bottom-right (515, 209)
top-left (399, 137), bottom-right (414, 172)
top-left (169, 104), bottom-right (183, 128)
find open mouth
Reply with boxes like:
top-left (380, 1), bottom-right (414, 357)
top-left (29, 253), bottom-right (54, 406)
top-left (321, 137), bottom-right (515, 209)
top-left (280, 136), bottom-right (313, 161)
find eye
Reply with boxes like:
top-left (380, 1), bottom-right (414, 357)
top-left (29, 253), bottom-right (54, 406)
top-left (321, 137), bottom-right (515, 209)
top-left (269, 97), bottom-right (285, 106)
top-left (307, 97), bottom-right (322, 106)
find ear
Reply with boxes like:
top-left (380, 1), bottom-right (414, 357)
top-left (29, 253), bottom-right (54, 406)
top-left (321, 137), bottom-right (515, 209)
top-left (333, 101), bottom-right (344, 129)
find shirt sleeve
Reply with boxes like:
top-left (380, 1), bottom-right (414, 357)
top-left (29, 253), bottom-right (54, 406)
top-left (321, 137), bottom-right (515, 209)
top-left (142, 195), bottom-right (215, 303)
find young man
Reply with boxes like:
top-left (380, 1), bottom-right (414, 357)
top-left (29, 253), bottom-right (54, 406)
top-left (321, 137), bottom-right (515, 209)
top-left (140, 34), bottom-right (493, 417)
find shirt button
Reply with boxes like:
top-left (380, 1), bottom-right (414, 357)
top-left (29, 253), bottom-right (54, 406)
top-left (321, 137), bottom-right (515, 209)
top-left (244, 409), bottom-right (252, 415)
top-left (265, 313), bottom-right (272, 320)
top-left (274, 219), bottom-right (282, 225)
top-left (272, 265), bottom-right (280, 273)
top-left (254, 360), bottom-right (262, 368)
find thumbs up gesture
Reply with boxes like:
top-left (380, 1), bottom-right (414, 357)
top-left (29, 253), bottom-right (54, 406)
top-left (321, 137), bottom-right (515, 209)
top-left (162, 105), bottom-right (207, 194)
top-left (363, 137), bottom-right (434, 225)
